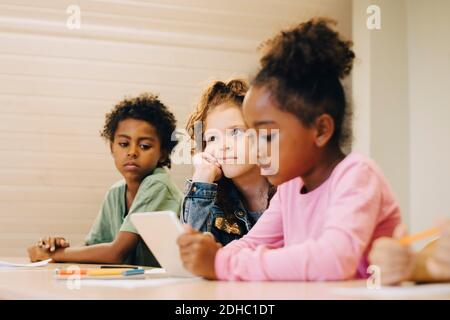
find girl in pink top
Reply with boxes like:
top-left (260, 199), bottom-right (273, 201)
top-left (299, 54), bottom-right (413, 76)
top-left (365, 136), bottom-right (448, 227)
top-left (177, 18), bottom-right (402, 281)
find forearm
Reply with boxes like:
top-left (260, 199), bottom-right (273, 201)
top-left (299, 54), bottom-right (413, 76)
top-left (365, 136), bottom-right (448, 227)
top-left (216, 231), bottom-right (361, 281)
top-left (50, 243), bottom-right (125, 264)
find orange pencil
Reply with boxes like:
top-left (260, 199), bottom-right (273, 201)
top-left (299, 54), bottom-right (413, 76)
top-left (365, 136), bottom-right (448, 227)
top-left (398, 226), bottom-right (441, 246)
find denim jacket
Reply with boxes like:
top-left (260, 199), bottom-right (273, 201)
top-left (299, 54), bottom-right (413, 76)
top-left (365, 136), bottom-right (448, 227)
top-left (181, 180), bottom-right (268, 246)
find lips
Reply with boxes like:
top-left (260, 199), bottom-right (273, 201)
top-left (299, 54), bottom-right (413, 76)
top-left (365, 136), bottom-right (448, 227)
top-left (258, 158), bottom-right (272, 169)
top-left (123, 161), bottom-right (140, 171)
top-left (217, 157), bottom-right (238, 164)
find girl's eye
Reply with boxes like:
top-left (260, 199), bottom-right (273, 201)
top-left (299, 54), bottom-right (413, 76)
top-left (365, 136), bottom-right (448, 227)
top-left (118, 142), bottom-right (128, 148)
top-left (231, 128), bottom-right (244, 136)
top-left (206, 136), bottom-right (216, 143)
top-left (140, 144), bottom-right (151, 150)
top-left (261, 132), bottom-right (276, 142)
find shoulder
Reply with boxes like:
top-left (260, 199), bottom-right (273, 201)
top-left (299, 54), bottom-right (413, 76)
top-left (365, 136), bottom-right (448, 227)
top-left (330, 152), bottom-right (382, 183)
top-left (328, 152), bottom-right (397, 202)
top-left (104, 179), bottom-right (126, 199)
top-left (140, 167), bottom-right (183, 200)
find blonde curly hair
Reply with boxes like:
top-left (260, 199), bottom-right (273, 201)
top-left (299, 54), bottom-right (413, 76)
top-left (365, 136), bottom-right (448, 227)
top-left (186, 79), bottom-right (249, 154)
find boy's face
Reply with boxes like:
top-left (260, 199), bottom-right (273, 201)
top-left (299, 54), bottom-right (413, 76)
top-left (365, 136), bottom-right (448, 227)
top-left (111, 118), bottom-right (164, 182)
top-left (242, 86), bottom-right (318, 186)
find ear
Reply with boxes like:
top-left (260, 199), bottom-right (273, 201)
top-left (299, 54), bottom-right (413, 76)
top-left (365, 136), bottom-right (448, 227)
top-left (158, 149), bottom-right (169, 166)
top-left (313, 114), bottom-right (335, 148)
top-left (109, 141), bottom-right (114, 154)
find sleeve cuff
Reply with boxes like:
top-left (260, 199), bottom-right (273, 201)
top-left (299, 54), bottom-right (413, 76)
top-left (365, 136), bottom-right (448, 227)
top-left (214, 248), bottom-right (228, 280)
top-left (184, 180), bottom-right (218, 199)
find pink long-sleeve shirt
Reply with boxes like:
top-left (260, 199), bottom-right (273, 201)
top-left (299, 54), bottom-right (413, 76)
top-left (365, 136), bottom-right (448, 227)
top-left (215, 152), bottom-right (402, 281)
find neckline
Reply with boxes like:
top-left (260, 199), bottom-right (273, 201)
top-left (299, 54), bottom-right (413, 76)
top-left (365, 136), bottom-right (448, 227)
top-left (297, 152), bottom-right (352, 198)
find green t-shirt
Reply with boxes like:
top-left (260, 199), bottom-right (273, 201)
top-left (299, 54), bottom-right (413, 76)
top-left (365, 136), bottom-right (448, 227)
top-left (84, 167), bottom-right (183, 267)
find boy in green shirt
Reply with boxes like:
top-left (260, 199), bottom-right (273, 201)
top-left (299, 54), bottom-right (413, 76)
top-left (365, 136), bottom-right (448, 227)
top-left (27, 93), bottom-right (183, 267)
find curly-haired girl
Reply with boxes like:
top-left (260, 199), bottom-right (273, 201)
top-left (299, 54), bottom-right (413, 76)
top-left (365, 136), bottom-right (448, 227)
top-left (182, 79), bottom-right (275, 246)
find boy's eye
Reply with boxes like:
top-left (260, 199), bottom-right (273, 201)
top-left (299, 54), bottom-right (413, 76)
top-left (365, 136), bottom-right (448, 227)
top-left (140, 144), bottom-right (151, 150)
top-left (118, 142), bottom-right (129, 148)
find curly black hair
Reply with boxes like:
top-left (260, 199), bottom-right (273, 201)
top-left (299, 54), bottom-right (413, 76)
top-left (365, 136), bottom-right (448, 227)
top-left (101, 93), bottom-right (178, 168)
top-left (253, 18), bottom-right (355, 149)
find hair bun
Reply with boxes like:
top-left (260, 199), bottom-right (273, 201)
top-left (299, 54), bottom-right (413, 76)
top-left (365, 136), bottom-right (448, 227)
top-left (227, 79), bottom-right (249, 97)
top-left (259, 18), bottom-right (355, 81)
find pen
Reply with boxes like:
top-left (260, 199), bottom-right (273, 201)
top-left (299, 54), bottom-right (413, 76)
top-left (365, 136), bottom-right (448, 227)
top-left (100, 265), bottom-right (140, 269)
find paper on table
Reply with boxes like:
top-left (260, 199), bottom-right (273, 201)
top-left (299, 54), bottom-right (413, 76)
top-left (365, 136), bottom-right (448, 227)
top-left (73, 277), bottom-right (201, 289)
top-left (332, 283), bottom-right (450, 298)
top-left (0, 259), bottom-right (52, 268)
top-left (145, 268), bottom-right (166, 274)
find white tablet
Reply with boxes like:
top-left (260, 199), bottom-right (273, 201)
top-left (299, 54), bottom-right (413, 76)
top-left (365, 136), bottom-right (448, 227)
top-left (130, 211), bottom-right (194, 278)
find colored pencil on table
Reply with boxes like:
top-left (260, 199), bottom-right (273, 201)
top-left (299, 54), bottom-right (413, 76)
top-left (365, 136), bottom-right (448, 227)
top-left (398, 226), bottom-right (441, 246)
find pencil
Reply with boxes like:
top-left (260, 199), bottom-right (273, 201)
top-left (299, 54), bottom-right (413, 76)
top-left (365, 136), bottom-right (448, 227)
top-left (55, 268), bottom-right (134, 276)
top-left (398, 226), bottom-right (441, 246)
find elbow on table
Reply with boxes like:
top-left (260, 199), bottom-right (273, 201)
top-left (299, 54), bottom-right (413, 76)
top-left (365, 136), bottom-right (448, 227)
top-left (105, 244), bottom-right (130, 265)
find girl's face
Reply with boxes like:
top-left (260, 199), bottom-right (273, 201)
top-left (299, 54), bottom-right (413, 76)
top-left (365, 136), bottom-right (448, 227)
top-left (111, 118), bottom-right (164, 182)
top-left (204, 103), bottom-right (257, 179)
top-left (242, 86), bottom-right (318, 186)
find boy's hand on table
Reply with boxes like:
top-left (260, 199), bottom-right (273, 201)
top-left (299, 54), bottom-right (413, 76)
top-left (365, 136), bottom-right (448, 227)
top-left (27, 244), bottom-right (55, 262)
top-left (177, 224), bottom-right (222, 280)
top-left (37, 236), bottom-right (70, 252)
top-left (427, 220), bottom-right (450, 281)
top-left (368, 224), bottom-right (415, 285)
top-left (27, 236), bottom-right (69, 262)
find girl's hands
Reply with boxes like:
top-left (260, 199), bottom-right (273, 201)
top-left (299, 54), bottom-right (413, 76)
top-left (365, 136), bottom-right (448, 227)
top-left (37, 236), bottom-right (70, 252)
top-left (368, 224), bottom-right (415, 285)
top-left (426, 220), bottom-right (450, 281)
top-left (177, 225), bottom-right (222, 280)
top-left (192, 152), bottom-right (222, 183)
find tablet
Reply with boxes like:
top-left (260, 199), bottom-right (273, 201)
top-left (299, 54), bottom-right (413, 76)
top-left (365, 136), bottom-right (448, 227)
top-left (130, 211), bottom-right (194, 278)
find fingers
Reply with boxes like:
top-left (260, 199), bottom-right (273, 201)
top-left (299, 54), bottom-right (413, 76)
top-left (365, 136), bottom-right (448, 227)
top-left (44, 236), bottom-right (50, 249)
top-left (432, 240), bottom-right (450, 265)
top-left (177, 232), bottom-right (212, 252)
top-left (203, 231), bottom-right (215, 240)
top-left (202, 152), bottom-right (221, 168)
top-left (369, 237), bottom-right (415, 285)
top-left (56, 238), bottom-right (70, 248)
top-left (427, 258), bottom-right (450, 280)
top-left (177, 232), bottom-right (199, 248)
top-left (49, 237), bottom-right (56, 252)
top-left (36, 236), bottom-right (69, 251)
top-left (393, 223), bottom-right (409, 239)
top-left (369, 238), bottom-right (411, 263)
top-left (183, 224), bottom-right (195, 234)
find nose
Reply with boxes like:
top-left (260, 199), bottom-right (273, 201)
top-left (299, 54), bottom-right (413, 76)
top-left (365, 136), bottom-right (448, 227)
top-left (127, 144), bottom-right (138, 158)
top-left (218, 142), bottom-right (232, 158)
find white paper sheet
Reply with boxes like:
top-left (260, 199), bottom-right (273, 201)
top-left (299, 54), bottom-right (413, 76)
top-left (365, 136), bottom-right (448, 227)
top-left (73, 277), bottom-right (201, 289)
top-left (145, 268), bottom-right (166, 274)
top-left (332, 283), bottom-right (450, 298)
top-left (0, 258), bottom-right (52, 268)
